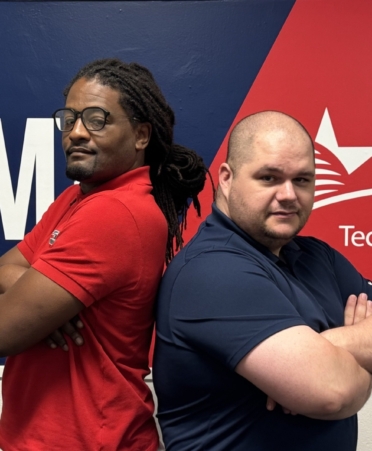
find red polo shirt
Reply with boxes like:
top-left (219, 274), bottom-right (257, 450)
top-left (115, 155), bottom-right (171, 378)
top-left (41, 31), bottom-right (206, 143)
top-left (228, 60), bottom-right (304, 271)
top-left (0, 167), bottom-right (167, 451)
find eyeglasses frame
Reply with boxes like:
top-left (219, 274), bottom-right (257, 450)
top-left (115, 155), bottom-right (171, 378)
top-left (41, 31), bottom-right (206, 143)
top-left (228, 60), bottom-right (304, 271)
top-left (52, 107), bottom-right (111, 132)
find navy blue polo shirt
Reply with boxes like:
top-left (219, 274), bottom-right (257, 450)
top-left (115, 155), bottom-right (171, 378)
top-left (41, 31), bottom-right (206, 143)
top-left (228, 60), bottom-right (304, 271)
top-left (154, 204), bottom-right (372, 451)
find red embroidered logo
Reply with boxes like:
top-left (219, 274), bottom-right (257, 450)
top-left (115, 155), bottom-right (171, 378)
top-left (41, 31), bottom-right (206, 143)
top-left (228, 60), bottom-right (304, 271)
top-left (49, 230), bottom-right (60, 246)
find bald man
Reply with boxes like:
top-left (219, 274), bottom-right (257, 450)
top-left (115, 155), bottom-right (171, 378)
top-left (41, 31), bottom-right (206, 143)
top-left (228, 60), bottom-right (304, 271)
top-left (153, 111), bottom-right (372, 451)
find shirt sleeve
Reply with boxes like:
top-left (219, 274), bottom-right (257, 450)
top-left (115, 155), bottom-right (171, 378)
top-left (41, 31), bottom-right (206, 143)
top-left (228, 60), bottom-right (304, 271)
top-left (168, 250), bottom-right (307, 370)
top-left (31, 195), bottom-right (142, 307)
top-left (18, 206), bottom-right (52, 263)
top-left (18, 186), bottom-right (77, 263)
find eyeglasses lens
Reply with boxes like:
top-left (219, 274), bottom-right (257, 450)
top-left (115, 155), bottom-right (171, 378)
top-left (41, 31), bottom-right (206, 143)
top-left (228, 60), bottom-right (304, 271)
top-left (83, 108), bottom-right (106, 131)
top-left (54, 108), bottom-right (107, 131)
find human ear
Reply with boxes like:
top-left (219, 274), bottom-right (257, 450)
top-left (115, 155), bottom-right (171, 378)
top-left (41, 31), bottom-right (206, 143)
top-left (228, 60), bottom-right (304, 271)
top-left (218, 163), bottom-right (233, 197)
top-left (135, 122), bottom-right (152, 152)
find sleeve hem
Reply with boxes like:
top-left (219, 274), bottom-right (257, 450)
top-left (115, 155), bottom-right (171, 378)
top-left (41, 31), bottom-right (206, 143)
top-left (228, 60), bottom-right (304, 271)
top-left (17, 241), bottom-right (33, 265)
top-left (229, 317), bottom-right (307, 369)
top-left (32, 259), bottom-right (95, 307)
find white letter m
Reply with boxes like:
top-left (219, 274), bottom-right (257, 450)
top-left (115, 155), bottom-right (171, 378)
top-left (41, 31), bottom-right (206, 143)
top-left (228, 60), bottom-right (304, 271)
top-left (0, 119), bottom-right (54, 240)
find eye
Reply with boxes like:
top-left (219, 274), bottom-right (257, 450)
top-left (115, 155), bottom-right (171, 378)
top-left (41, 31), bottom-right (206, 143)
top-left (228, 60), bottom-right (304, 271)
top-left (294, 177), bottom-right (310, 184)
top-left (260, 175), bottom-right (275, 182)
top-left (64, 116), bottom-right (75, 126)
top-left (88, 117), bottom-right (105, 127)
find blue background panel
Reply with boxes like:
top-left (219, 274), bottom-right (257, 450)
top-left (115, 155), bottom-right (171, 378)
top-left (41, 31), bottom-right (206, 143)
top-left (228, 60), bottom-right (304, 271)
top-left (0, 0), bottom-right (294, 253)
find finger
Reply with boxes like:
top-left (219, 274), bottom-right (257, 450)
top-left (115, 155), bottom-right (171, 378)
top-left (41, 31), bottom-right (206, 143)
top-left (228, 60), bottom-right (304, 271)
top-left (344, 294), bottom-right (357, 326)
top-left (266, 397), bottom-right (276, 411)
top-left (44, 337), bottom-right (57, 349)
top-left (71, 315), bottom-right (84, 329)
top-left (367, 300), bottom-right (372, 318)
top-left (353, 293), bottom-right (368, 324)
top-left (75, 319), bottom-right (84, 328)
top-left (282, 406), bottom-right (297, 415)
top-left (60, 321), bottom-right (84, 346)
top-left (47, 330), bottom-right (69, 351)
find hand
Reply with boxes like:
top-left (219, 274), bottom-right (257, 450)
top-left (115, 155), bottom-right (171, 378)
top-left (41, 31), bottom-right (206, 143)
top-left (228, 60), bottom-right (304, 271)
top-left (344, 293), bottom-right (372, 326)
top-left (45, 315), bottom-right (84, 351)
top-left (266, 396), bottom-right (297, 415)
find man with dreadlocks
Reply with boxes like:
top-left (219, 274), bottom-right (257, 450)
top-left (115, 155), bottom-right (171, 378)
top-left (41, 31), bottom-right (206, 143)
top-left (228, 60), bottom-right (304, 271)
top-left (0, 58), bottom-right (208, 450)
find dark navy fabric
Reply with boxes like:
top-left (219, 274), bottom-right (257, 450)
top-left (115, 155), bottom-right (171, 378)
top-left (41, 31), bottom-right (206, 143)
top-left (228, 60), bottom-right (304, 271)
top-left (154, 204), bottom-right (372, 451)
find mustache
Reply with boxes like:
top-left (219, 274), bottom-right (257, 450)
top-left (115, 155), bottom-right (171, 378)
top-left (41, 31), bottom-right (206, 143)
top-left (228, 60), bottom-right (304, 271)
top-left (65, 146), bottom-right (96, 156)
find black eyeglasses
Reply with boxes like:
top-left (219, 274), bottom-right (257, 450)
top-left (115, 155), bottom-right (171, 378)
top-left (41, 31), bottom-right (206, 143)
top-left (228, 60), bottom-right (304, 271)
top-left (52, 107), bottom-right (110, 132)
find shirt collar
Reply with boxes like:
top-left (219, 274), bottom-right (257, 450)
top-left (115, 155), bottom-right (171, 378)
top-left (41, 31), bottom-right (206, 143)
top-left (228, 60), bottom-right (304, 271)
top-left (208, 203), bottom-right (302, 265)
top-left (75, 166), bottom-right (151, 200)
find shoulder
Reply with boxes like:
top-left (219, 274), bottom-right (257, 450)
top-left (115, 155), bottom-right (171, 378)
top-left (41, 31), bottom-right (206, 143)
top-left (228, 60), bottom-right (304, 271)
top-left (46, 184), bottom-right (79, 210)
top-left (54, 184), bottom-right (80, 202)
top-left (35, 185), bottom-right (79, 225)
top-left (68, 189), bottom-right (167, 256)
top-left (77, 189), bottom-right (163, 228)
top-left (294, 235), bottom-right (336, 259)
top-left (293, 236), bottom-right (357, 278)
top-left (184, 218), bottom-right (267, 266)
top-left (161, 235), bottom-right (277, 302)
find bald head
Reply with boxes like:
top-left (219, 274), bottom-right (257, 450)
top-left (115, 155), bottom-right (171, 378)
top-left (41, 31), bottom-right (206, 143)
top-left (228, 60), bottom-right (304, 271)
top-left (217, 110), bottom-right (315, 255)
top-left (227, 111), bottom-right (314, 173)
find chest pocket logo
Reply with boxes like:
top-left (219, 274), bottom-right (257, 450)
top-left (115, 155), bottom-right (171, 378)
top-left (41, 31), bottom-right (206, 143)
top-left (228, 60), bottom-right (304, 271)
top-left (49, 230), bottom-right (60, 246)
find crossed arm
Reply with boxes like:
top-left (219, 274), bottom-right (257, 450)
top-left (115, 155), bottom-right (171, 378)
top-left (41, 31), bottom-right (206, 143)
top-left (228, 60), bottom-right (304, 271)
top-left (0, 246), bottom-right (84, 356)
top-left (2, 245), bottom-right (372, 420)
top-left (322, 293), bottom-right (372, 372)
top-left (236, 293), bottom-right (372, 420)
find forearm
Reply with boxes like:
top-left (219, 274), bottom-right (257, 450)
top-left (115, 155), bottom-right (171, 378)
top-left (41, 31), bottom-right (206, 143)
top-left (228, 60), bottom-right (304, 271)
top-left (0, 268), bottom-right (84, 356)
top-left (0, 264), bottom-right (29, 294)
top-left (237, 325), bottom-right (372, 420)
top-left (322, 318), bottom-right (372, 373)
top-left (293, 346), bottom-right (372, 420)
top-left (266, 349), bottom-right (372, 419)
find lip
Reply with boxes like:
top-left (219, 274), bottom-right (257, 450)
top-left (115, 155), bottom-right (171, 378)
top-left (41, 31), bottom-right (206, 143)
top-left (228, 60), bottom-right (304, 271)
top-left (270, 211), bottom-right (298, 217)
top-left (66, 147), bottom-right (96, 157)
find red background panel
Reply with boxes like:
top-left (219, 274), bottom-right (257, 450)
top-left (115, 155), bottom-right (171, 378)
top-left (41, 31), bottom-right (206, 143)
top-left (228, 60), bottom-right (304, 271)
top-left (185, 0), bottom-right (372, 279)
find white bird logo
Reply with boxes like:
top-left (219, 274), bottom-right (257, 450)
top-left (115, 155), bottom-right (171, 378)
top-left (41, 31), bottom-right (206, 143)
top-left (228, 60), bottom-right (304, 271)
top-left (313, 108), bottom-right (372, 210)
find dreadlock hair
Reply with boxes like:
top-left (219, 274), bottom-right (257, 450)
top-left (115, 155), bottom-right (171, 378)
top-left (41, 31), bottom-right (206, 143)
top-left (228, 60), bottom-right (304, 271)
top-left (64, 58), bottom-right (213, 264)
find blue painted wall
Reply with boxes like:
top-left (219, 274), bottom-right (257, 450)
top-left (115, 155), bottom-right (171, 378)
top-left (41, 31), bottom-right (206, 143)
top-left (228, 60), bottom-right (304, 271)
top-left (0, 0), bottom-right (294, 254)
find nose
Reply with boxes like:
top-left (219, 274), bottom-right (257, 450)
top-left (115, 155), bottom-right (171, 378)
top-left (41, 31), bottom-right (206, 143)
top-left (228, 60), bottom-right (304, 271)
top-left (276, 181), bottom-right (297, 202)
top-left (67, 117), bottom-right (90, 142)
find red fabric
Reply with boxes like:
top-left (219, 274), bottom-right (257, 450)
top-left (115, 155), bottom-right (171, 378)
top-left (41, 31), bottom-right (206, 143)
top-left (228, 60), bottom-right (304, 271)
top-left (0, 167), bottom-right (167, 451)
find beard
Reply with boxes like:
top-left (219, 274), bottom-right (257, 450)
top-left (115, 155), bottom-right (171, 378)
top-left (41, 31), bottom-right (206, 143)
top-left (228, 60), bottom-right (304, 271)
top-left (263, 212), bottom-right (308, 239)
top-left (65, 164), bottom-right (94, 182)
top-left (258, 209), bottom-right (310, 250)
top-left (227, 186), bottom-right (313, 253)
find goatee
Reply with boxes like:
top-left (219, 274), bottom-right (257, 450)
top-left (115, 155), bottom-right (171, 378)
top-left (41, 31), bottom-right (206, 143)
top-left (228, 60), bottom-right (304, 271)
top-left (66, 165), bottom-right (93, 181)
